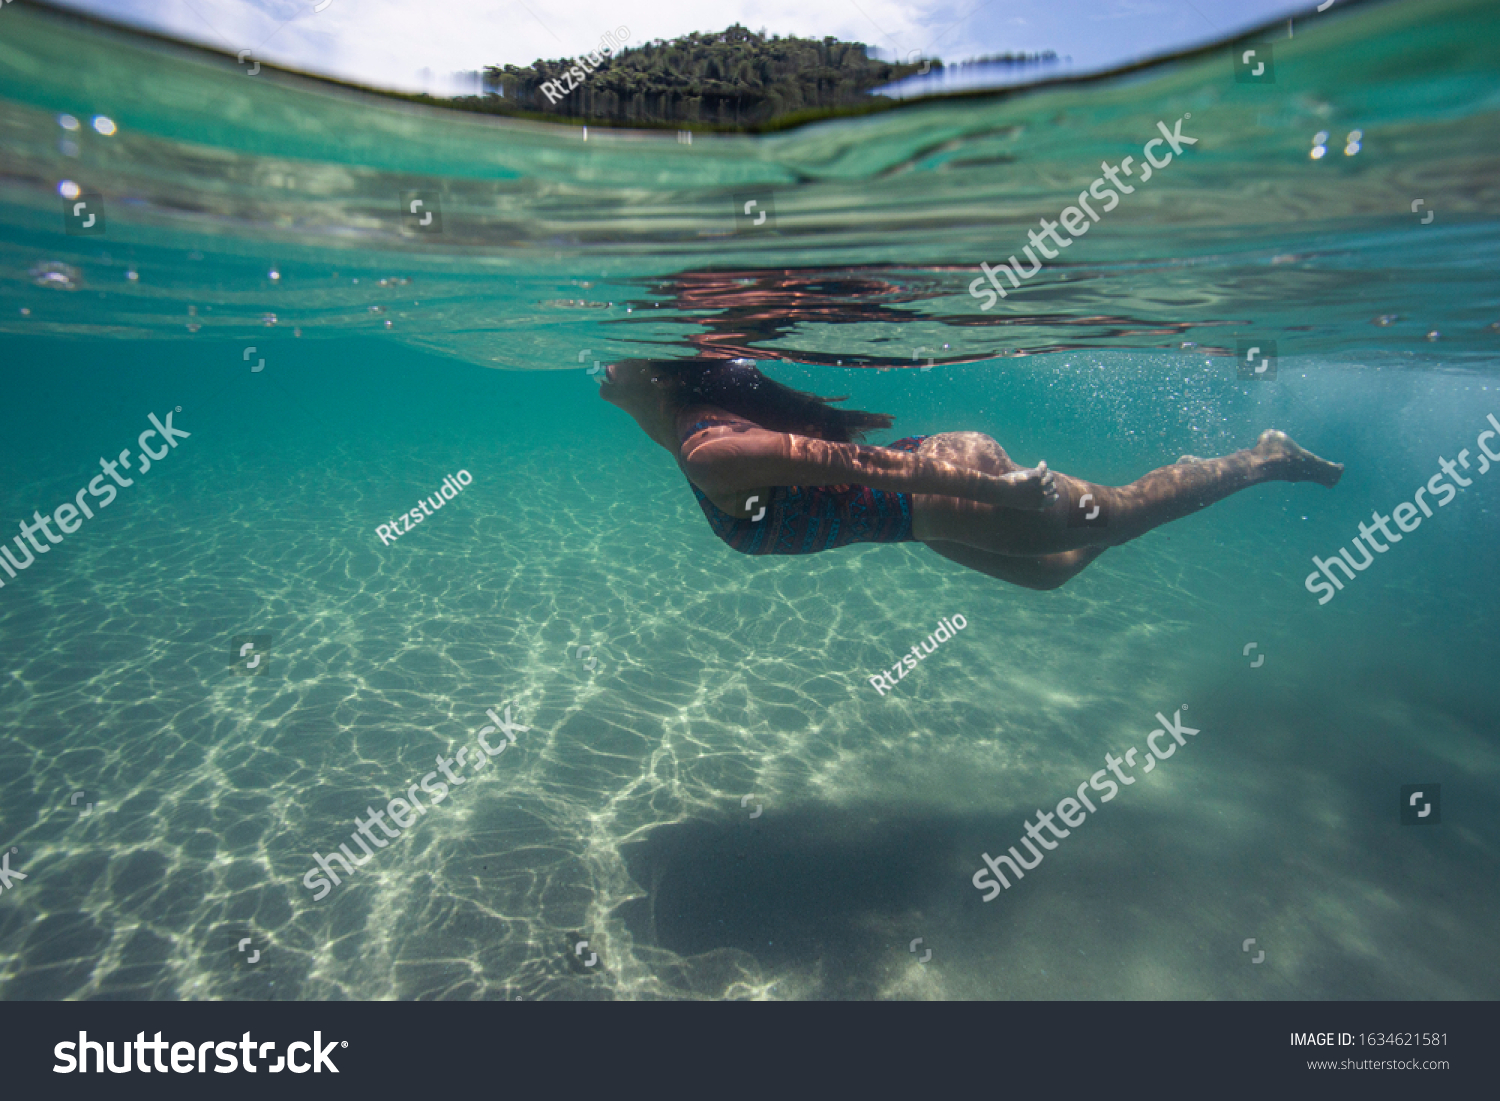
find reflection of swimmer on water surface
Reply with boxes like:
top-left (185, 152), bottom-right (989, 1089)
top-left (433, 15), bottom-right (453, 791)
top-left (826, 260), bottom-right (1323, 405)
top-left (599, 358), bottom-right (1343, 590)
top-left (642, 268), bottom-right (1197, 366)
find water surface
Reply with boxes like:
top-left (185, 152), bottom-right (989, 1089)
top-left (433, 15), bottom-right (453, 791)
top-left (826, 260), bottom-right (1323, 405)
top-left (0, 0), bottom-right (1497, 1000)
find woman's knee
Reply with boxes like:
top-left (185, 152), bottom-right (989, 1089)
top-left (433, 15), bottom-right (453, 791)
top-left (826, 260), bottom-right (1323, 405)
top-left (1018, 571), bottom-right (1070, 591)
top-left (1018, 548), bottom-right (1105, 590)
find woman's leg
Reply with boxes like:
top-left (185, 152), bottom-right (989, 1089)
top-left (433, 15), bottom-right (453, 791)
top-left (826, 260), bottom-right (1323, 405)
top-left (912, 429), bottom-right (1343, 558)
top-left (925, 539), bottom-right (1108, 590)
top-left (908, 432), bottom-right (1108, 589)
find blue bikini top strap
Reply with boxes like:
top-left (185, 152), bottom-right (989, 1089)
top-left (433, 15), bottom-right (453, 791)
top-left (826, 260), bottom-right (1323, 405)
top-left (680, 418), bottom-right (735, 443)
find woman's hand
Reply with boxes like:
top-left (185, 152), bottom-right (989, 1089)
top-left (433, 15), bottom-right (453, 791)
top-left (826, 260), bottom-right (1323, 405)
top-left (990, 462), bottom-right (1059, 511)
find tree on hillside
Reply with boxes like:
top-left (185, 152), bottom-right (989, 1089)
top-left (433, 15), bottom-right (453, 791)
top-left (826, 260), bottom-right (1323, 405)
top-left (471, 25), bottom-right (941, 128)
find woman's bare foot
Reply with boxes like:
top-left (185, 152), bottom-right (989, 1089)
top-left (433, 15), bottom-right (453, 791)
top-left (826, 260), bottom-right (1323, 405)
top-left (1252, 429), bottom-right (1344, 487)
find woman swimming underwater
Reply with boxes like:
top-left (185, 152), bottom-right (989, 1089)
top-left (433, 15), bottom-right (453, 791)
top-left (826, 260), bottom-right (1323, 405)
top-left (599, 358), bottom-right (1343, 590)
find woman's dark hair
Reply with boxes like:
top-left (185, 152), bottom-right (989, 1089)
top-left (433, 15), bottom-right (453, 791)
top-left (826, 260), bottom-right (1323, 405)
top-left (631, 358), bottom-right (894, 443)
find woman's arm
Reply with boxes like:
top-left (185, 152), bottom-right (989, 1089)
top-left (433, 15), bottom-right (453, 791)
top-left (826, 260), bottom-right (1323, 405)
top-left (680, 426), bottom-right (1057, 509)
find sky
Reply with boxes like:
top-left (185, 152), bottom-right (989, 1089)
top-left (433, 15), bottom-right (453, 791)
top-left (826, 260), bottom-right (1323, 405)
top-left (45, 0), bottom-right (1323, 94)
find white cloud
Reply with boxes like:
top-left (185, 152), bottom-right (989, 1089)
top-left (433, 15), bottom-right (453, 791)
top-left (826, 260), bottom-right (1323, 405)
top-left (64, 0), bottom-right (945, 92)
top-left (52, 0), bottom-right (1308, 94)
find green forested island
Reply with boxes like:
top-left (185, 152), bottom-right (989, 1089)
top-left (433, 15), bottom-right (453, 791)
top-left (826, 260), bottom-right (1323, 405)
top-left (397, 25), bottom-right (1054, 132)
top-left (482, 25), bottom-right (925, 128)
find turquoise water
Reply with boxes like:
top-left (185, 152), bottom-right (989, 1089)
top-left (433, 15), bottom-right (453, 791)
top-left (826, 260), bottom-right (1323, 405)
top-left (1, 0), bottom-right (1498, 1000)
